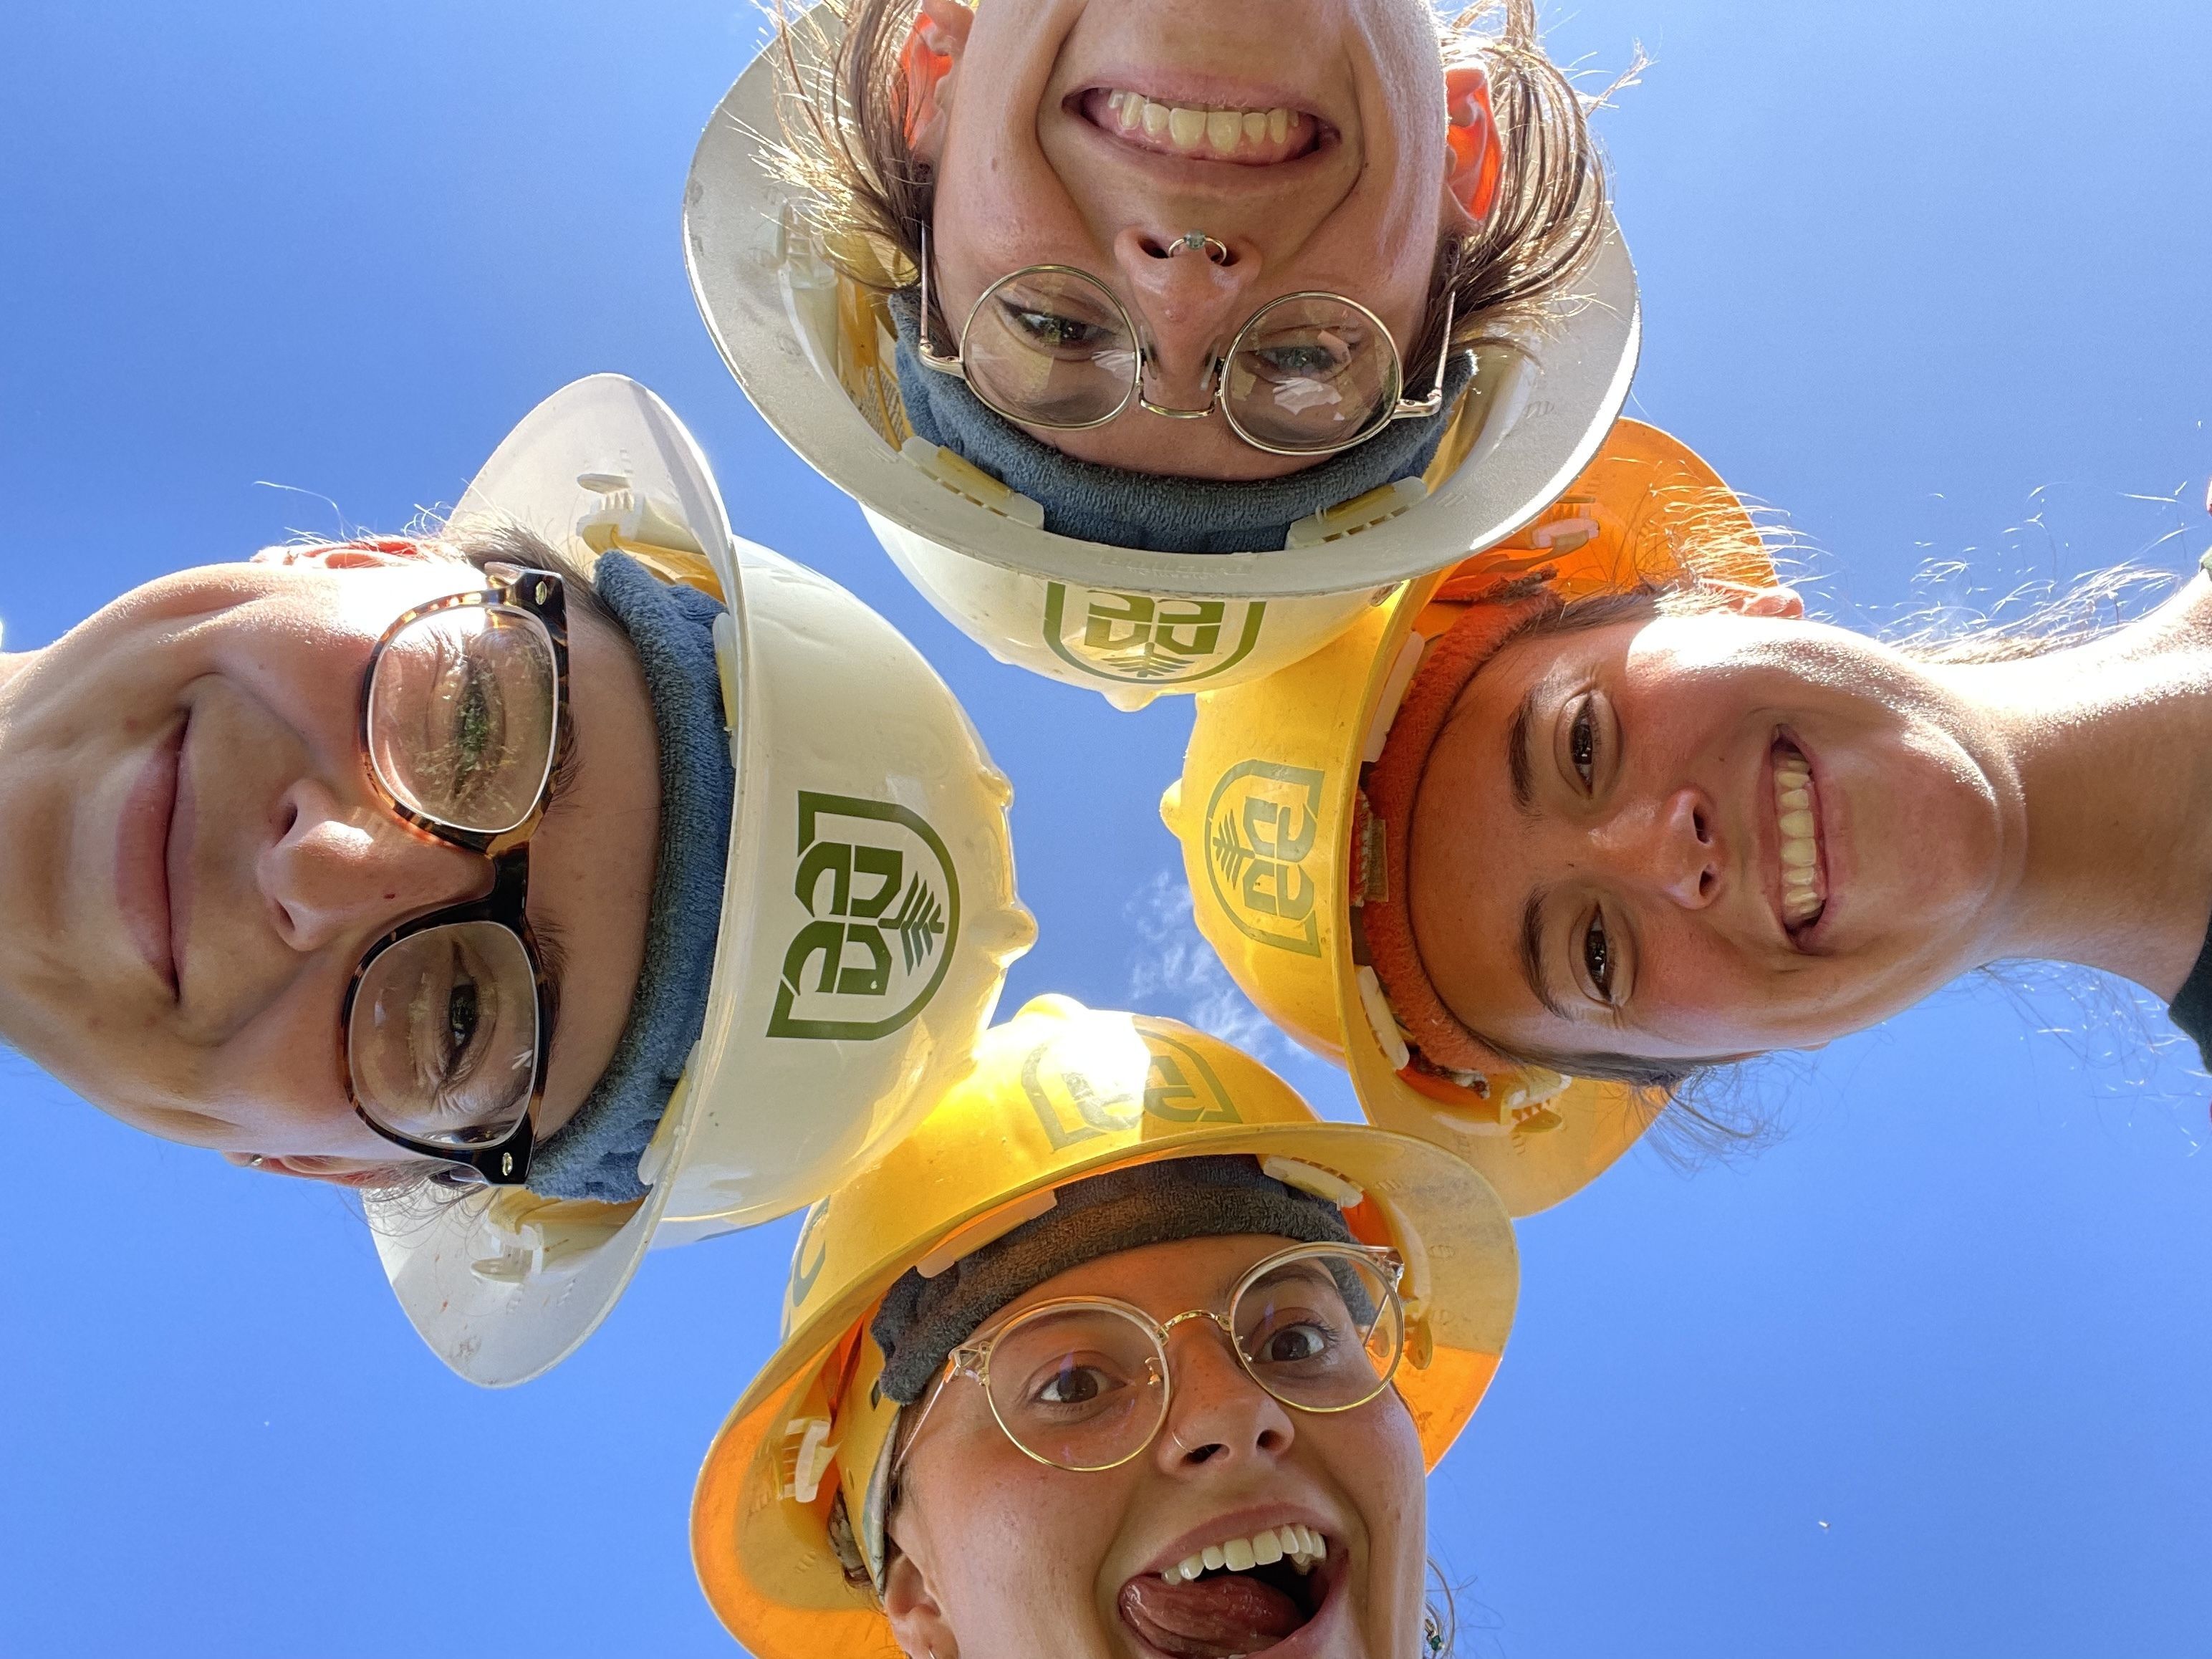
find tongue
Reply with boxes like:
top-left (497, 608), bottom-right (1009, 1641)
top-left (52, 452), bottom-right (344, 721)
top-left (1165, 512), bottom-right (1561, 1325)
top-left (1117, 1572), bottom-right (1307, 1659)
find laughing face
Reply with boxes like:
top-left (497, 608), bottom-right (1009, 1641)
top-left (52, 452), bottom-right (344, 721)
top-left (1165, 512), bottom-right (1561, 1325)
top-left (883, 1233), bottom-right (1428, 1659)
top-left (0, 544), bottom-right (658, 1180)
top-left (916, 0), bottom-right (1477, 481)
top-left (1405, 608), bottom-right (2026, 1064)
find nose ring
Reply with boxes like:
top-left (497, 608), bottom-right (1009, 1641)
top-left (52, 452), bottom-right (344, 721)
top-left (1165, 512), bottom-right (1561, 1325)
top-left (1168, 230), bottom-right (1231, 264)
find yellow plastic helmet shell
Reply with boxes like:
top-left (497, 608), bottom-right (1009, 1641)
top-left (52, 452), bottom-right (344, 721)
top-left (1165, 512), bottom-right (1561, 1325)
top-left (1162, 420), bottom-right (1779, 1217)
top-left (683, 3), bottom-right (1640, 708)
top-left (690, 995), bottom-right (1519, 1659)
top-left (365, 375), bottom-right (1035, 1387)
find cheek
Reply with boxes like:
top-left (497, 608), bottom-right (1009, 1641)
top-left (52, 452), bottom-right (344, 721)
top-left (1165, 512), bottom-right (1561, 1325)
top-left (1320, 1400), bottom-right (1428, 1645)
top-left (906, 1439), bottom-right (1127, 1656)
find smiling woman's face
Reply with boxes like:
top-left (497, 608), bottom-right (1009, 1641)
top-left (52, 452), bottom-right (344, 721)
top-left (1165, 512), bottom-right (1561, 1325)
top-left (1405, 609), bottom-right (2026, 1065)
top-left (922, 0), bottom-right (1467, 481)
top-left (0, 545), bottom-right (658, 1178)
top-left (882, 1231), bottom-right (1427, 1659)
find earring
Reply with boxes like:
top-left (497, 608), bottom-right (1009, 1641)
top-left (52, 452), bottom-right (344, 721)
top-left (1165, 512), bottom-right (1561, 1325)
top-left (1421, 1609), bottom-right (1446, 1658)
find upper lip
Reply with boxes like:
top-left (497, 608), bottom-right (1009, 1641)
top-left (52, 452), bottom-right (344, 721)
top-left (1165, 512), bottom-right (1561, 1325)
top-left (1133, 1506), bottom-right (1340, 1581)
top-left (1075, 74), bottom-right (1332, 122)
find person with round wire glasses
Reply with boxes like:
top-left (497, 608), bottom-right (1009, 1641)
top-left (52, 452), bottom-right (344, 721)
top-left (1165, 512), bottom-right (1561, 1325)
top-left (693, 996), bottom-right (1521, 1659)
top-left (750, 0), bottom-right (1615, 552)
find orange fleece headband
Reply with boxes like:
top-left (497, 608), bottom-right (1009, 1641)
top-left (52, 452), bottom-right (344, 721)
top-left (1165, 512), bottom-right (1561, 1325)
top-left (1359, 579), bottom-right (1557, 1082)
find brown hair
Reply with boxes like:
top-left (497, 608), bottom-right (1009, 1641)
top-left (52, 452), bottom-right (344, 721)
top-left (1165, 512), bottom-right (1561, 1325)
top-left (765, 0), bottom-right (1627, 368)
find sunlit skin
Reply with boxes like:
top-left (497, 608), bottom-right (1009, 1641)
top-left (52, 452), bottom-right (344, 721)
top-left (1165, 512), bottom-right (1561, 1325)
top-left (915, 0), bottom-right (1481, 481)
top-left (1405, 574), bottom-right (2212, 1064)
top-left (884, 1233), bottom-right (1426, 1659)
top-left (0, 544), bottom-right (658, 1181)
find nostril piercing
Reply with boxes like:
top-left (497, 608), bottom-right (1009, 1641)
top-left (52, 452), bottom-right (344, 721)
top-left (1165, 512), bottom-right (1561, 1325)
top-left (1166, 230), bottom-right (1231, 265)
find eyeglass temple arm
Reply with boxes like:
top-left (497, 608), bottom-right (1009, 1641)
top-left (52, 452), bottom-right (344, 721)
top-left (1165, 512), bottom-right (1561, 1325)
top-left (1391, 287), bottom-right (1458, 420)
top-left (889, 1347), bottom-right (973, 1481)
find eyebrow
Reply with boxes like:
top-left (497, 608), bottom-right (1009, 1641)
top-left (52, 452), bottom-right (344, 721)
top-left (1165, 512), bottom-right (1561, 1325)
top-left (532, 913), bottom-right (568, 1068)
top-left (1507, 685), bottom-right (1540, 814)
top-left (1519, 887), bottom-right (1572, 1024)
top-left (527, 720), bottom-right (584, 1067)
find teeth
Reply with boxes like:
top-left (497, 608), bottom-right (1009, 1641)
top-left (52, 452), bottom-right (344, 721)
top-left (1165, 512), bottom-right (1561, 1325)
top-left (1163, 1526), bottom-right (1326, 1585)
top-left (1105, 92), bottom-right (1304, 158)
top-left (1772, 750), bottom-right (1824, 926)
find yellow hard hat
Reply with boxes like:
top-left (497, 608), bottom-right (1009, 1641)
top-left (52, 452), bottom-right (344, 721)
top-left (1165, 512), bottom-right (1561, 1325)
top-left (690, 995), bottom-right (1519, 1659)
top-left (1160, 420), bottom-right (1781, 1218)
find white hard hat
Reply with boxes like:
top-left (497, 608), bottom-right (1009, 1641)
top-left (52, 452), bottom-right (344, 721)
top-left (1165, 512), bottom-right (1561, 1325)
top-left (683, 4), bottom-right (1640, 708)
top-left (365, 374), bottom-right (1036, 1386)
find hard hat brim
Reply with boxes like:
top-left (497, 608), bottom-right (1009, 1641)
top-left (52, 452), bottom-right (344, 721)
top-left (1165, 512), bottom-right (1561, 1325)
top-left (363, 375), bottom-right (749, 1386)
top-left (683, 4), bottom-right (1641, 700)
top-left (369, 374), bottom-right (1034, 1386)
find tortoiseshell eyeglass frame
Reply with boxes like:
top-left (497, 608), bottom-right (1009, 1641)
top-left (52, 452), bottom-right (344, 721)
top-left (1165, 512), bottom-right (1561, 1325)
top-left (335, 558), bottom-right (569, 1187)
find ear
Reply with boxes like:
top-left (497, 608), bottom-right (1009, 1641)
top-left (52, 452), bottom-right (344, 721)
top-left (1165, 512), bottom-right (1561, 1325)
top-left (1735, 582), bottom-right (1807, 620)
top-left (249, 537), bottom-right (432, 572)
top-left (882, 1545), bottom-right (958, 1659)
top-left (226, 1151), bottom-right (416, 1188)
top-left (902, 0), bottom-right (975, 163)
top-left (1441, 63), bottom-right (1502, 229)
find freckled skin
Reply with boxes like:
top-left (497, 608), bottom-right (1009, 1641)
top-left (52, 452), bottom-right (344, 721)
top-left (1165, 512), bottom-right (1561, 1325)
top-left (920, 0), bottom-right (1472, 481)
top-left (883, 1233), bottom-right (1427, 1659)
top-left (0, 547), bottom-right (659, 1178)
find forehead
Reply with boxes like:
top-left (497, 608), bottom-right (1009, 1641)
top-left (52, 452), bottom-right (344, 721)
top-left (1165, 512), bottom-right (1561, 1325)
top-left (996, 1231), bottom-right (1295, 1325)
top-left (1403, 623), bottom-right (1643, 1038)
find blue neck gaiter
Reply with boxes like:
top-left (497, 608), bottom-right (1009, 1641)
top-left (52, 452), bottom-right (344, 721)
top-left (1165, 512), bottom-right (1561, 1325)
top-left (889, 289), bottom-right (1473, 554)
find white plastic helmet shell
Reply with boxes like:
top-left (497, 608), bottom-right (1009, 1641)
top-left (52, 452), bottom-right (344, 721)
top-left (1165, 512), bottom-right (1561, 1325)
top-left (365, 375), bottom-right (1034, 1387)
top-left (683, 4), bottom-right (1640, 708)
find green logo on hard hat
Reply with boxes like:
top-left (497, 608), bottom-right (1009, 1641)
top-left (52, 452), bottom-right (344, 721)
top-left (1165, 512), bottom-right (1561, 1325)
top-left (1042, 584), bottom-right (1266, 686)
top-left (1204, 760), bottom-right (1326, 957)
top-left (767, 792), bottom-right (962, 1042)
top-left (1022, 1023), bottom-right (1244, 1152)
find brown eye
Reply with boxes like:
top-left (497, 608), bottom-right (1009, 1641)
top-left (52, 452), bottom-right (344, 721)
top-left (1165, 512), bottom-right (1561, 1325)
top-left (1582, 911), bottom-right (1615, 1000)
top-left (1569, 698), bottom-right (1597, 788)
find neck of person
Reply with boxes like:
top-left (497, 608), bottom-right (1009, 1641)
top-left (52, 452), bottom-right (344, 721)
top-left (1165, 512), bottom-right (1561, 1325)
top-left (0, 650), bottom-right (26, 698)
top-left (1969, 568), bottom-right (2212, 999)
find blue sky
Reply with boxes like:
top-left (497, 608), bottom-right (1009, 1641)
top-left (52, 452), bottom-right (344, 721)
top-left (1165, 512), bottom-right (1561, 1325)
top-left (4, 1), bottom-right (2210, 1655)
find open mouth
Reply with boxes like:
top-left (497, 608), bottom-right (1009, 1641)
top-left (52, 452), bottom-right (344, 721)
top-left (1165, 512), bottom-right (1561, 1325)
top-left (1771, 734), bottom-right (1827, 940)
top-left (1119, 1524), bottom-right (1333, 1659)
top-left (1079, 87), bottom-right (1327, 166)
